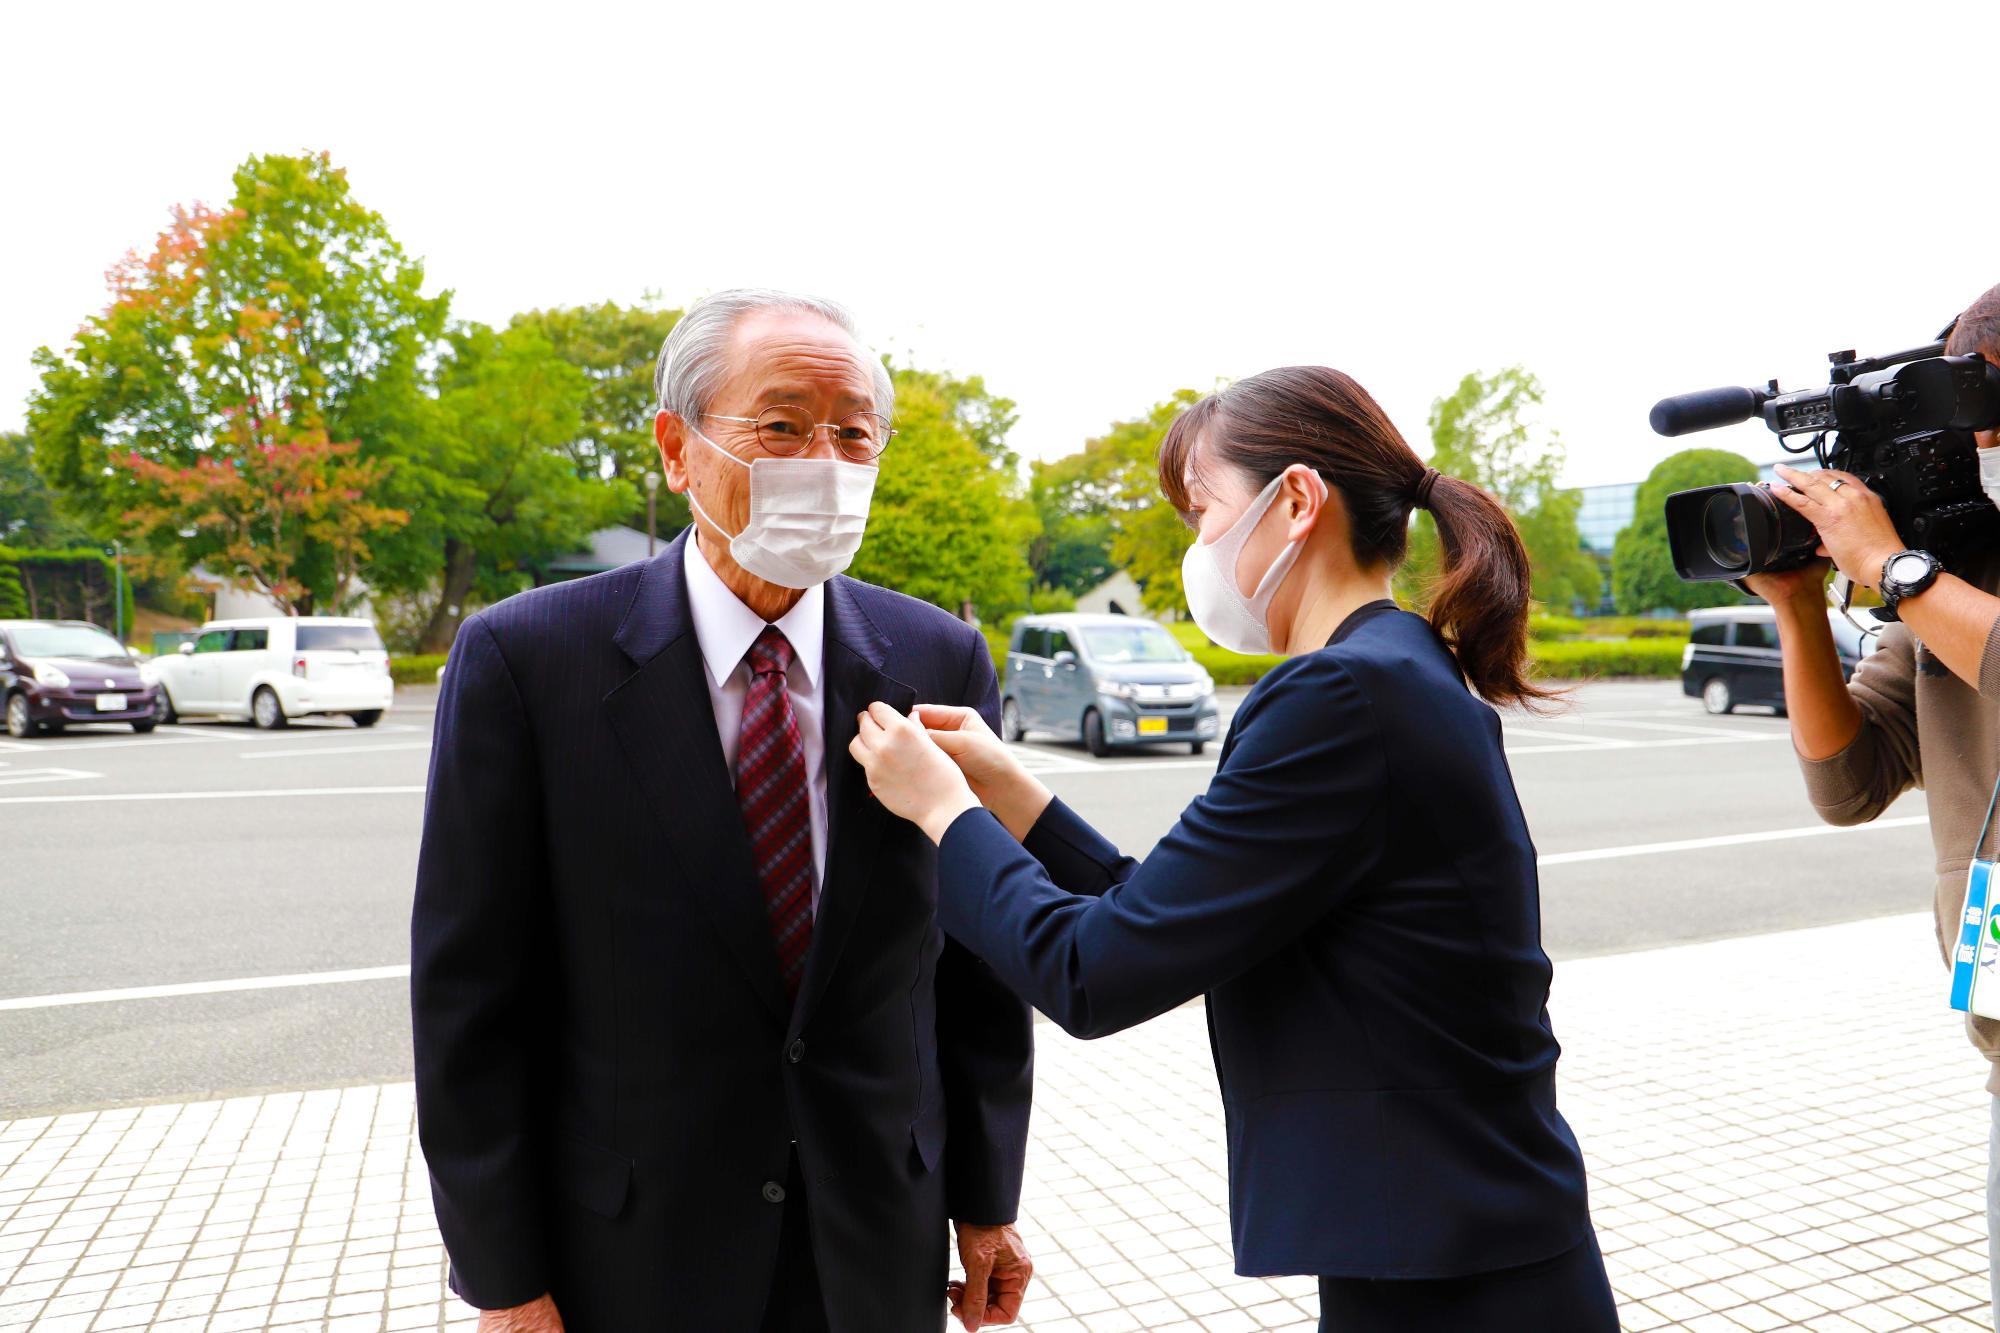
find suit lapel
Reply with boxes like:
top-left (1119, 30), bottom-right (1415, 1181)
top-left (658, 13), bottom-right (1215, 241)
top-left (604, 533), bottom-right (790, 1025)
top-left (793, 578), bottom-right (916, 1028)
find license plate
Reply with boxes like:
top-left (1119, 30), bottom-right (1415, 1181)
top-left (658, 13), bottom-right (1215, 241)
top-left (95, 693), bottom-right (126, 712)
top-left (1137, 716), bottom-right (1168, 736)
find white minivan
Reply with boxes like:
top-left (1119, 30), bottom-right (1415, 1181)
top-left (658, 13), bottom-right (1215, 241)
top-left (152, 616), bottom-right (394, 729)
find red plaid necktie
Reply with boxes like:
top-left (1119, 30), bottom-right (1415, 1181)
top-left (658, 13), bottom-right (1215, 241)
top-left (737, 626), bottom-right (814, 1001)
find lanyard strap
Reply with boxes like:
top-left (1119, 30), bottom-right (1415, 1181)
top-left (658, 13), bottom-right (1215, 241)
top-left (1978, 766), bottom-right (2000, 863)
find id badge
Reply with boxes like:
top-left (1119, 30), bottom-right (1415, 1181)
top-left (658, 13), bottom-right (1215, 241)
top-left (1950, 860), bottom-right (2000, 1019)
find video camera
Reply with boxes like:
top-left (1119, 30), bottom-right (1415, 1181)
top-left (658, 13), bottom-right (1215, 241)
top-left (1650, 340), bottom-right (2000, 618)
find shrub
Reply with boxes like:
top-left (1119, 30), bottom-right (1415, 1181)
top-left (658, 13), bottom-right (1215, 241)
top-left (1527, 638), bottom-right (1683, 679)
top-left (390, 654), bottom-right (449, 686)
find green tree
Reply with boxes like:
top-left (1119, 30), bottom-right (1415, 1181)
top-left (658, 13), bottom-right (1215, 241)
top-left (848, 367), bottom-right (1037, 616)
top-left (510, 300), bottom-right (689, 533)
top-left (25, 151), bottom-right (447, 608)
top-left (1032, 391), bottom-right (1203, 615)
top-left (0, 431), bottom-right (94, 546)
top-left (119, 419), bottom-right (406, 615)
top-left (1611, 448), bottom-right (1761, 614)
top-left (406, 322), bottom-right (635, 652)
top-left (1397, 368), bottom-right (1600, 612)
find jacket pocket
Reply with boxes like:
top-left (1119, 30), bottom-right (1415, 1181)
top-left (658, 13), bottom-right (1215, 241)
top-left (552, 1129), bottom-right (634, 1219)
top-left (910, 1103), bottom-right (947, 1175)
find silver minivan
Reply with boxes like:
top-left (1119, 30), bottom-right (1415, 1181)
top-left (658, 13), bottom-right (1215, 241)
top-left (1002, 613), bottom-right (1221, 756)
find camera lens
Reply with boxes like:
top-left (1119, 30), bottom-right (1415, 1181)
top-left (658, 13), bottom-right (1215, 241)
top-left (1702, 492), bottom-right (1750, 571)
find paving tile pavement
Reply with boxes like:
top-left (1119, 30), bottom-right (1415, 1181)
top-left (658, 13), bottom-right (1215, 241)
top-left (0, 911), bottom-right (1991, 1331)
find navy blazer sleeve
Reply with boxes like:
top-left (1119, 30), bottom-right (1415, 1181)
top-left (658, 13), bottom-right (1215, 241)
top-left (932, 629), bottom-right (1037, 1224)
top-left (936, 653), bottom-right (1385, 1040)
top-left (410, 615), bottom-right (555, 1308)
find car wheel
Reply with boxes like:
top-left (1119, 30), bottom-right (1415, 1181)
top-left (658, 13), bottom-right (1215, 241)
top-left (349, 710), bottom-right (383, 729)
top-left (131, 720), bottom-right (156, 734)
top-left (1190, 740), bottom-right (1206, 756)
top-left (5, 692), bottom-right (35, 738)
top-left (153, 690), bottom-right (177, 725)
top-left (1701, 677), bottom-right (1734, 715)
top-left (1083, 709), bottom-right (1111, 758)
top-left (252, 686), bottom-right (288, 730)
top-left (1000, 698), bottom-right (1023, 743)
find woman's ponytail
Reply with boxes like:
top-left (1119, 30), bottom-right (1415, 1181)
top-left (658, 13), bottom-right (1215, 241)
top-left (1420, 473), bottom-right (1557, 710)
top-left (1158, 366), bottom-right (1560, 711)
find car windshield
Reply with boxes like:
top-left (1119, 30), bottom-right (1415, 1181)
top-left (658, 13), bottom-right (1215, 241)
top-left (296, 625), bottom-right (385, 652)
top-left (10, 626), bottom-right (128, 660)
top-left (1079, 624), bottom-right (1186, 664)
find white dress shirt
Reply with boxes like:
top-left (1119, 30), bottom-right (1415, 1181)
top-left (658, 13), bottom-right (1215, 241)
top-left (683, 535), bottom-right (829, 914)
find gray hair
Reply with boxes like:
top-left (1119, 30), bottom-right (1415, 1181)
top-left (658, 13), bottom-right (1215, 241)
top-left (653, 287), bottom-right (895, 425)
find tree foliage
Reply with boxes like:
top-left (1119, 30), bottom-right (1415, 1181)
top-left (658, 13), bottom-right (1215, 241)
top-left (1030, 391), bottom-right (1202, 615)
top-left (1611, 447), bottom-right (1761, 614)
top-left (0, 431), bottom-right (95, 547)
top-left (120, 416), bottom-right (405, 615)
top-left (401, 322), bottom-right (634, 651)
top-left (847, 367), bottom-right (1037, 615)
top-left (510, 300), bottom-right (688, 532)
top-left (26, 151), bottom-right (445, 608)
top-left (1396, 368), bottom-right (1600, 612)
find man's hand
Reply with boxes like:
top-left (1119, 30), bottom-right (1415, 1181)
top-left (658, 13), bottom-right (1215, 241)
top-left (1741, 556), bottom-right (1833, 615)
top-left (477, 1294), bottom-right (563, 1332)
top-left (1771, 465), bottom-right (1906, 590)
top-left (949, 1222), bottom-right (1033, 1329)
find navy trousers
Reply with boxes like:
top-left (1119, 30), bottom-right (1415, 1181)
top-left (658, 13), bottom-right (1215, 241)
top-left (1317, 1231), bottom-right (1617, 1331)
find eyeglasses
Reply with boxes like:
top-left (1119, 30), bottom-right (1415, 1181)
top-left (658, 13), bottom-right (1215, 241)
top-left (702, 406), bottom-right (895, 463)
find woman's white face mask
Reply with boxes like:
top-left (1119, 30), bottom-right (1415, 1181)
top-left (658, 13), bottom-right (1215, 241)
top-left (1180, 469), bottom-right (1324, 655)
top-left (685, 425), bottom-right (879, 589)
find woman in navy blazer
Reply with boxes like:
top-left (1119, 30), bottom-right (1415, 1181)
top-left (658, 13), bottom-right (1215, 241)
top-left (851, 366), bottom-right (1616, 1331)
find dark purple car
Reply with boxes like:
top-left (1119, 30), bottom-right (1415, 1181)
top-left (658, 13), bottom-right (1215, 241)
top-left (0, 620), bottom-right (160, 738)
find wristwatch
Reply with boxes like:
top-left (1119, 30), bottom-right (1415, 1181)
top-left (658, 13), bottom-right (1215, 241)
top-left (1879, 549), bottom-right (1943, 615)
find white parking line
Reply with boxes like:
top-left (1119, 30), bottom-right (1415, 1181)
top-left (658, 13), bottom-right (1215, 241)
top-left (1538, 815), bottom-right (1930, 866)
top-left (0, 785), bottom-right (425, 806)
top-left (0, 767), bottom-right (100, 787)
top-left (0, 964), bottom-right (411, 1012)
top-left (239, 741), bottom-right (432, 760)
top-left (1507, 732), bottom-right (1794, 756)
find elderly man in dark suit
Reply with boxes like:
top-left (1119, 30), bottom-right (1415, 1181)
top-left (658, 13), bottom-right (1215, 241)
top-left (411, 289), bottom-right (1036, 1333)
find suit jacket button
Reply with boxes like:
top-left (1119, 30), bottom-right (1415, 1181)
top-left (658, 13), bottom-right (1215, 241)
top-left (787, 1039), bottom-right (806, 1064)
top-left (762, 1181), bottom-right (787, 1204)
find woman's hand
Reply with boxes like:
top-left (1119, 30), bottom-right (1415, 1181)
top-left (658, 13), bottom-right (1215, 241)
top-left (850, 702), bottom-right (982, 843)
top-left (916, 705), bottom-right (1054, 842)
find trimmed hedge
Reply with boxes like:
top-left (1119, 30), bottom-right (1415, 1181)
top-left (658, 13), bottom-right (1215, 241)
top-left (986, 614), bottom-right (1686, 690)
top-left (1530, 614), bottom-right (1689, 641)
top-left (1528, 638), bottom-right (1684, 678)
top-left (390, 654), bottom-right (449, 686)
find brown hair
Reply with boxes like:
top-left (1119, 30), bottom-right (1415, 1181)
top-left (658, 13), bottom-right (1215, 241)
top-left (1946, 283), bottom-right (2000, 358)
top-left (1158, 366), bottom-right (1557, 709)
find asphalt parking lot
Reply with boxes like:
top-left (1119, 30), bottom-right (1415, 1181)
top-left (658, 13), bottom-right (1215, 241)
top-left (1, 679), bottom-right (1935, 1118)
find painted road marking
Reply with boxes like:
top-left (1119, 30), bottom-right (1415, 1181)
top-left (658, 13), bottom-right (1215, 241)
top-left (0, 785), bottom-right (426, 806)
top-left (1538, 816), bottom-right (1930, 867)
top-left (0, 766), bottom-right (100, 787)
top-left (239, 741), bottom-right (432, 760)
top-left (0, 964), bottom-right (412, 1012)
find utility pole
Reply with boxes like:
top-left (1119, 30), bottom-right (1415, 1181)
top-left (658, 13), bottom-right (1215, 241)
top-left (644, 471), bottom-right (661, 556)
top-left (109, 540), bottom-right (125, 644)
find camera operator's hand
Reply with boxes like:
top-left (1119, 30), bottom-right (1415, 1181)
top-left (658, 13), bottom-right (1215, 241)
top-left (1741, 556), bottom-right (1833, 613)
top-left (1771, 465), bottom-right (1905, 591)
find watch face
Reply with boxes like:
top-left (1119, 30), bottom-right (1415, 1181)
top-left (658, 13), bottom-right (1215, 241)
top-left (1890, 553), bottom-right (1931, 585)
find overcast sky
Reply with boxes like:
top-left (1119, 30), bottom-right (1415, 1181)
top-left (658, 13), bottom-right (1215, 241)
top-left (6, 1), bottom-right (1998, 489)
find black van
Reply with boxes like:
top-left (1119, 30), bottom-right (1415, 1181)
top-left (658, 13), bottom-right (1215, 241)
top-left (1681, 606), bottom-right (1878, 715)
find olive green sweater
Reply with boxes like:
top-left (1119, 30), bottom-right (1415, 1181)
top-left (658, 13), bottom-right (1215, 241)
top-left (1797, 575), bottom-right (2000, 1094)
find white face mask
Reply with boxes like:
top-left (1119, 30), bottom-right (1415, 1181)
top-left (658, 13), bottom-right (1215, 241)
top-left (1180, 471), bottom-right (1319, 655)
top-left (685, 426), bottom-right (879, 589)
top-left (1980, 442), bottom-right (2000, 511)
